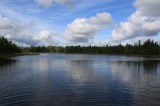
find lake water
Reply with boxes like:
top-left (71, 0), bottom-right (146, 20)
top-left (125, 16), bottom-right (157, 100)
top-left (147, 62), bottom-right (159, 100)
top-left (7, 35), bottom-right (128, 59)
top-left (0, 54), bottom-right (160, 106)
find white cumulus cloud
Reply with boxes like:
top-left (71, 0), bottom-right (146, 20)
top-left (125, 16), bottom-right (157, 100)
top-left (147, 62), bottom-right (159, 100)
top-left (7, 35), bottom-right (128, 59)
top-left (32, 30), bottom-right (61, 46)
top-left (33, 30), bottom-right (52, 41)
top-left (135, 0), bottom-right (160, 17)
top-left (0, 15), bottom-right (62, 46)
top-left (65, 12), bottom-right (113, 43)
top-left (0, 15), bottom-right (35, 45)
top-left (112, 0), bottom-right (160, 41)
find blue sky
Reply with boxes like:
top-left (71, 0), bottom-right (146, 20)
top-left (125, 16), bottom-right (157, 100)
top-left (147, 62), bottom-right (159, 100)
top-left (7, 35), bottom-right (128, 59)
top-left (0, 0), bottom-right (160, 46)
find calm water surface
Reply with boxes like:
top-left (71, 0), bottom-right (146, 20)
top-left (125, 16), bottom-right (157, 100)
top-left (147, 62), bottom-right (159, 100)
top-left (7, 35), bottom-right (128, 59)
top-left (0, 54), bottom-right (160, 106)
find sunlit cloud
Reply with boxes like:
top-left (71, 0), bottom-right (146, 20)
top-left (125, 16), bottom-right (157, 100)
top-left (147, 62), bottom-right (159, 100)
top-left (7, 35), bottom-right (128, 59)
top-left (65, 12), bottom-right (113, 43)
top-left (112, 0), bottom-right (160, 41)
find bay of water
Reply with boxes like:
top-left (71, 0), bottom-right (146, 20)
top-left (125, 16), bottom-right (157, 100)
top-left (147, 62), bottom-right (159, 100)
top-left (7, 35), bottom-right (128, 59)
top-left (0, 54), bottom-right (160, 106)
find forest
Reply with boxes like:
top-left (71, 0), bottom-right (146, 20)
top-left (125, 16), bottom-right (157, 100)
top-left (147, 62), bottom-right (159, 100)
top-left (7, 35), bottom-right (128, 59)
top-left (0, 37), bottom-right (21, 53)
top-left (22, 39), bottom-right (160, 56)
top-left (1, 36), bottom-right (160, 56)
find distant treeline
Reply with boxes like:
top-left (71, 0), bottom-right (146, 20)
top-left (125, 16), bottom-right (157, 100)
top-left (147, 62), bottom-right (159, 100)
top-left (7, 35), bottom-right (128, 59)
top-left (1, 36), bottom-right (160, 56)
top-left (23, 39), bottom-right (160, 56)
top-left (0, 37), bottom-right (21, 53)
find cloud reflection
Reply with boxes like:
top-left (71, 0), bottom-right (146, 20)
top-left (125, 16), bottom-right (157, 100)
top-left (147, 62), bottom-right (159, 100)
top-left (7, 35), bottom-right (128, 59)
top-left (111, 60), bottom-right (160, 105)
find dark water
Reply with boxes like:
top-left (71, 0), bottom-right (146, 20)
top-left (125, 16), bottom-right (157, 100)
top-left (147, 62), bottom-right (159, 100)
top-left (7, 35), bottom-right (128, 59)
top-left (0, 54), bottom-right (160, 106)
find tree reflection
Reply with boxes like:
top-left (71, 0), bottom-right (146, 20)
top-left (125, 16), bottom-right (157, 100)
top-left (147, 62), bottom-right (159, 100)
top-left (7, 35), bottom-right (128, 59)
top-left (111, 60), bottom-right (160, 105)
top-left (0, 59), bottom-right (16, 67)
top-left (142, 60), bottom-right (160, 73)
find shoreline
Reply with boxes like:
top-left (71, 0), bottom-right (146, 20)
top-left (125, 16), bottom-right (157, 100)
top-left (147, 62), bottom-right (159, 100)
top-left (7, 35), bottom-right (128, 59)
top-left (0, 52), bottom-right (39, 59)
top-left (1, 52), bottom-right (160, 59)
top-left (48, 52), bottom-right (160, 58)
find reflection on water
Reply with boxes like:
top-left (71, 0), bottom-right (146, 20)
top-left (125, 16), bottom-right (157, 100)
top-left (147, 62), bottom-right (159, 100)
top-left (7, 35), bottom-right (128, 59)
top-left (0, 59), bottom-right (16, 67)
top-left (0, 54), bottom-right (160, 106)
top-left (111, 60), bottom-right (160, 106)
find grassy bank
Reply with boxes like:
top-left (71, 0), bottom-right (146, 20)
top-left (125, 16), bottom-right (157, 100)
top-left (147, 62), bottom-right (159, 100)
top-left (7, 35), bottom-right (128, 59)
top-left (0, 52), bottom-right (39, 58)
top-left (15, 52), bottom-right (39, 56)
